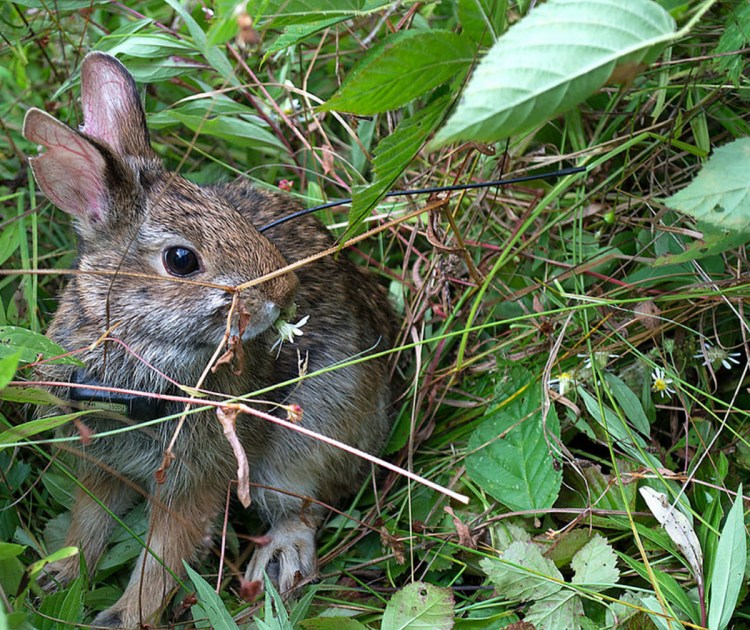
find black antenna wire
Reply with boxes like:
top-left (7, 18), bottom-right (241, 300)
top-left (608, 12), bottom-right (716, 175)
top-left (258, 165), bottom-right (587, 232)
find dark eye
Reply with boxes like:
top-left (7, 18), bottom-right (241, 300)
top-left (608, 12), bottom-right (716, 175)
top-left (162, 247), bottom-right (201, 276)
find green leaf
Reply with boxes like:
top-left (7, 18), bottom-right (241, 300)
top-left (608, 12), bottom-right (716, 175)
top-left (184, 562), bottom-right (239, 630)
top-left (99, 34), bottom-right (196, 58)
top-left (248, 0), bottom-right (387, 27)
top-left (0, 412), bottom-right (88, 447)
top-left (653, 221), bottom-right (750, 266)
top-left (432, 0), bottom-right (676, 146)
top-left (322, 31), bottom-right (475, 114)
top-left (708, 485), bottom-right (747, 630)
top-left (481, 541), bottom-right (563, 602)
top-left (0, 542), bottom-right (25, 561)
top-left (348, 94), bottom-right (450, 235)
top-left (0, 386), bottom-right (62, 405)
top-left (619, 554), bottom-right (699, 623)
top-left (266, 17), bottom-right (343, 54)
top-left (0, 327), bottom-right (83, 366)
top-left (604, 373), bottom-right (650, 437)
top-left (467, 377), bottom-right (561, 511)
top-left (578, 386), bottom-right (653, 466)
top-left (301, 618), bottom-right (369, 629)
top-left (457, 0), bottom-right (508, 46)
top-left (570, 534), bottom-right (620, 590)
top-left (0, 353), bottom-right (19, 390)
top-left (524, 589), bottom-right (584, 630)
top-left (158, 111), bottom-right (285, 152)
top-left (663, 138), bottom-right (750, 234)
top-left (381, 581), bottom-right (454, 630)
top-left (714, 1), bottom-right (750, 86)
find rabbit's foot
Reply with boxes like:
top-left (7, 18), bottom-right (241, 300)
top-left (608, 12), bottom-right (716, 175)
top-left (92, 608), bottom-right (124, 628)
top-left (244, 517), bottom-right (318, 594)
top-left (37, 555), bottom-right (80, 594)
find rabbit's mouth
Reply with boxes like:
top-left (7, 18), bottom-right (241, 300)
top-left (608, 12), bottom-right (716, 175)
top-left (233, 300), bottom-right (280, 341)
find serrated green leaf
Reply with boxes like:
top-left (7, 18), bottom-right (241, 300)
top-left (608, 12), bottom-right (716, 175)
top-left (347, 94), bottom-right (449, 235)
top-left (663, 138), bottom-right (750, 234)
top-left (0, 327), bottom-right (83, 366)
top-left (570, 534), bottom-right (620, 589)
top-left (266, 18), bottom-right (343, 54)
top-left (432, 0), bottom-right (676, 146)
top-left (524, 588), bottom-right (584, 630)
top-left (322, 31), bottom-right (475, 114)
top-left (708, 485), bottom-right (747, 630)
top-left (457, 0), bottom-right (507, 46)
top-left (481, 541), bottom-right (563, 602)
top-left (184, 562), bottom-right (239, 630)
top-left (466, 380), bottom-right (561, 511)
top-left (381, 581), bottom-right (454, 630)
top-left (714, 2), bottom-right (750, 86)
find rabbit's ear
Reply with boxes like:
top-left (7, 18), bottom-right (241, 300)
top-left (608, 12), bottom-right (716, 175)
top-left (79, 52), bottom-right (155, 159)
top-left (24, 108), bottom-right (111, 223)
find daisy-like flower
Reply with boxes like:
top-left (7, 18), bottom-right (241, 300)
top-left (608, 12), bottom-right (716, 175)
top-left (549, 371), bottom-right (576, 396)
top-left (271, 314), bottom-right (310, 355)
top-left (651, 367), bottom-right (675, 399)
top-left (693, 341), bottom-right (742, 371)
top-left (578, 351), bottom-right (619, 371)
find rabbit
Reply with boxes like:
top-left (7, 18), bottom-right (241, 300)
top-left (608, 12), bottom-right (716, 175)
top-left (23, 51), bottom-right (396, 628)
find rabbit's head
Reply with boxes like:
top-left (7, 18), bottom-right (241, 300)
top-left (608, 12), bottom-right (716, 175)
top-left (23, 53), bottom-right (298, 376)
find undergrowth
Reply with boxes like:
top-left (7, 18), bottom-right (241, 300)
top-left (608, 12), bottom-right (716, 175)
top-left (1, 0), bottom-right (750, 628)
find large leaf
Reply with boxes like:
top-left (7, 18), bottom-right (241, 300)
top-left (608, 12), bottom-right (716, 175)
top-left (466, 371), bottom-right (562, 511)
top-left (381, 582), bottom-right (454, 630)
top-left (524, 589), bottom-right (584, 630)
top-left (0, 326), bottom-right (82, 366)
top-left (663, 138), bottom-right (750, 234)
top-left (481, 541), bottom-right (563, 602)
top-left (571, 534), bottom-right (620, 590)
top-left (347, 95), bottom-right (450, 235)
top-left (247, 0), bottom-right (391, 27)
top-left (432, 0), bottom-right (676, 146)
top-left (708, 485), bottom-right (747, 630)
top-left (322, 31), bottom-right (475, 114)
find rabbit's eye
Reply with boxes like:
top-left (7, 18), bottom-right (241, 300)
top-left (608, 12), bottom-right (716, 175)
top-left (163, 247), bottom-right (201, 276)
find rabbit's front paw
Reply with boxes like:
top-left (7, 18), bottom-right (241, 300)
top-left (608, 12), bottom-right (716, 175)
top-left (244, 517), bottom-right (318, 594)
top-left (37, 555), bottom-right (80, 593)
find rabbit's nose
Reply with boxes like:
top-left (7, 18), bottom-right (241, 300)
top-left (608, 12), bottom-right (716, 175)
top-left (265, 269), bottom-right (299, 312)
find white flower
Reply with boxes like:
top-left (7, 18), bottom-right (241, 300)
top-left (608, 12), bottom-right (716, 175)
top-left (693, 341), bottom-right (742, 371)
top-left (651, 367), bottom-right (675, 399)
top-left (271, 315), bottom-right (309, 355)
top-left (577, 352), bottom-right (619, 370)
top-left (549, 371), bottom-right (576, 396)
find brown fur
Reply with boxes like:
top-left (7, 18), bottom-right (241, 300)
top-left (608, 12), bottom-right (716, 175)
top-left (25, 52), bottom-right (396, 628)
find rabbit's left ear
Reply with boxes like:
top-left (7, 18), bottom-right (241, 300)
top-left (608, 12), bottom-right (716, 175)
top-left (24, 108), bottom-right (110, 223)
top-left (80, 51), bottom-right (155, 160)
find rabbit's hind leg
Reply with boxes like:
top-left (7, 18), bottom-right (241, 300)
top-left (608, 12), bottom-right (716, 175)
top-left (244, 515), bottom-right (320, 594)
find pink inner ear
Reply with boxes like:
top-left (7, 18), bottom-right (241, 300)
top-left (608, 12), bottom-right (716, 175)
top-left (24, 109), bottom-right (108, 221)
top-left (80, 72), bottom-right (130, 153)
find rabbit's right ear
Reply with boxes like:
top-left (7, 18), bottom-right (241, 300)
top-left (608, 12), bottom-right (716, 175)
top-left (79, 52), bottom-right (155, 159)
top-left (23, 108), bottom-right (111, 224)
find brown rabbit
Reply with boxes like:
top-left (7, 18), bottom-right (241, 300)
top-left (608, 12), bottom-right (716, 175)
top-left (23, 52), bottom-right (396, 628)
